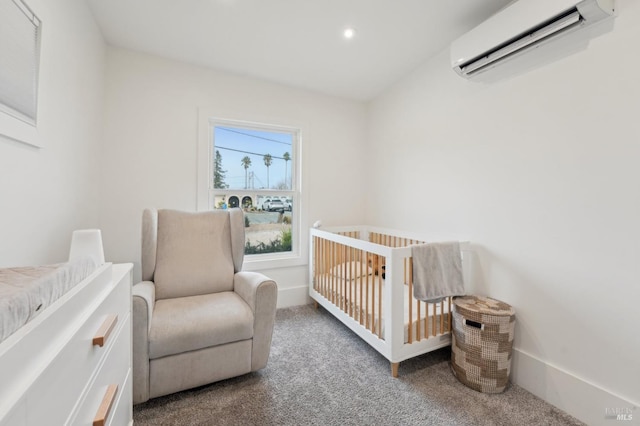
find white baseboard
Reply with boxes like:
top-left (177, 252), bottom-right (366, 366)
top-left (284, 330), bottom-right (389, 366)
top-left (511, 348), bottom-right (638, 425)
top-left (276, 285), bottom-right (310, 309)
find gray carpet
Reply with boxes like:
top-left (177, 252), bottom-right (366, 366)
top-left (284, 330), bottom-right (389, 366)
top-left (133, 304), bottom-right (584, 426)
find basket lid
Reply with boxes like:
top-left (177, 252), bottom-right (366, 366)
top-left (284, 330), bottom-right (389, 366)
top-left (453, 295), bottom-right (515, 316)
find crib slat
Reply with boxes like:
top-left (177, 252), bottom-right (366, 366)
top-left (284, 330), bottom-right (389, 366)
top-left (345, 244), bottom-right (350, 314)
top-left (417, 299), bottom-right (421, 341)
top-left (336, 242), bottom-right (341, 309)
top-left (319, 237), bottom-right (323, 295)
top-left (364, 252), bottom-right (369, 331)
top-left (366, 253), bottom-right (376, 333)
top-left (407, 257), bottom-right (413, 343)
top-left (376, 254), bottom-right (383, 339)
top-left (344, 244), bottom-right (349, 313)
top-left (325, 238), bottom-right (329, 298)
top-left (344, 244), bottom-right (348, 313)
top-left (350, 245), bottom-right (354, 316)
top-left (342, 244), bottom-right (347, 313)
top-left (368, 253), bottom-right (373, 333)
top-left (321, 237), bottom-right (325, 296)
top-left (448, 297), bottom-right (452, 332)
top-left (372, 253), bottom-right (377, 336)
top-left (340, 242), bottom-right (344, 309)
top-left (317, 237), bottom-right (321, 294)
top-left (346, 245), bottom-right (350, 316)
top-left (324, 238), bottom-right (329, 298)
top-left (336, 241), bottom-right (340, 307)
top-left (313, 236), bottom-right (317, 291)
top-left (424, 302), bottom-right (428, 339)
top-left (324, 238), bottom-right (328, 297)
top-left (330, 240), bottom-right (335, 304)
top-left (359, 249), bottom-right (364, 326)
top-left (330, 240), bottom-right (335, 305)
top-left (440, 300), bottom-right (445, 335)
top-left (315, 237), bottom-right (319, 293)
top-left (324, 238), bottom-right (328, 299)
top-left (349, 246), bottom-right (354, 317)
top-left (432, 303), bottom-right (436, 337)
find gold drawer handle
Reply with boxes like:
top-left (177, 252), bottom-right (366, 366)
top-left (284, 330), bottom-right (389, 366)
top-left (93, 314), bottom-right (118, 347)
top-left (93, 384), bottom-right (118, 426)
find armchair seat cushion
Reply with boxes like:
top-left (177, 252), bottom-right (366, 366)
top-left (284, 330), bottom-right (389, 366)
top-left (149, 291), bottom-right (254, 359)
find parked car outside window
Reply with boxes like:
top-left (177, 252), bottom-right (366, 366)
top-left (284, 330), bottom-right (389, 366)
top-left (262, 197), bottom-right (284, 212)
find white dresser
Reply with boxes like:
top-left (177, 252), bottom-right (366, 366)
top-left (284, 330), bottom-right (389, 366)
top-left (0, 263), bottom-right (133, 426)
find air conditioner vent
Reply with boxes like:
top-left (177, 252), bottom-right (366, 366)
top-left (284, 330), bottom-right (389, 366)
top-left (450, 0), bottom-right (615, 82)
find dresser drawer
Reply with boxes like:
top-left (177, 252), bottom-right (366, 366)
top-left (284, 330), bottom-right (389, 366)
top-left (105, 368), bottom-right (132, 426)
top-left (69, 315), bottom-right (131, 425)
top-left (25, 273), bottom-right (131, 425)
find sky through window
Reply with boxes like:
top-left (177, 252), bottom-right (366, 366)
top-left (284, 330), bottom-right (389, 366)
top-left (214, 126), bottom-right (293, 190)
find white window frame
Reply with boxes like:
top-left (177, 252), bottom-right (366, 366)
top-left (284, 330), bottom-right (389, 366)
top-left (197, 112), bottom-right (303, 270)
top-left (0, 0), bottom-right (41, 147)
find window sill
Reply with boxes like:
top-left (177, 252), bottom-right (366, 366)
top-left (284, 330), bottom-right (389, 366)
top-left (242, 252), bottom-right (307, 272)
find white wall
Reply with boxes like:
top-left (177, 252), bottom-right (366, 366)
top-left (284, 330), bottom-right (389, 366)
top-left (0, 0), bottom-right (106, 267)
top-left (99, 48), bottom-right (367, 305)
top-left (367, 2), bottom-right (639, 424)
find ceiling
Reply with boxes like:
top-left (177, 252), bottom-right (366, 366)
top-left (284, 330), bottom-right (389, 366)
top-left (86, 0), bottom-right (511, 101)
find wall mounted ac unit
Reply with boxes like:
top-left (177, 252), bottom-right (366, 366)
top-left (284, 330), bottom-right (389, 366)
top-left (450, 0), bottom-right (615, 81)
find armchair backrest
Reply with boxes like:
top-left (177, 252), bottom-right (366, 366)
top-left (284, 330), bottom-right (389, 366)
top-left (141, 208), bottom-right (245, 300)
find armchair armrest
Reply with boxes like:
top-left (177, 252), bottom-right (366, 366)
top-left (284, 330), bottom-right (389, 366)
top-left (234, 271), bottom-right (276, 312)
top-left (132, 280), bottom-right (155, 404)
top-left (133, 281), bottom-right (155, 328)
top-left (234, 271), bottom-right (277, 371)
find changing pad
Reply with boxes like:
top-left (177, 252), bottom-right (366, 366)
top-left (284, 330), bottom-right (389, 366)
top-left (0, 256), bottom-right (98, 343)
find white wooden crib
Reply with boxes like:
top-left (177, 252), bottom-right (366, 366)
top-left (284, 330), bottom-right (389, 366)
top-left (309, 226), bottom-right (470, 377)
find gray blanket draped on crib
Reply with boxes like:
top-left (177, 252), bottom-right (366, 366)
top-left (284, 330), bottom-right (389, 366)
top-left (411, 242), bottom-right (465, 303)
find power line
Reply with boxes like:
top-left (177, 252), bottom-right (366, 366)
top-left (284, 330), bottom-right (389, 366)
top-left (216, 145), bottom-right (288, 160)
top-left (217, 127), bottom-right (292, 146)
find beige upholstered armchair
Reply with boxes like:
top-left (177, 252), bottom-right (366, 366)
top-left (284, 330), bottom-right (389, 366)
top-left (131, 208), bottom-right (277, 404)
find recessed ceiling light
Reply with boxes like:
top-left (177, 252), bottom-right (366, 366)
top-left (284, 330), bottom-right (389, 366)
top-left (343, 28), bottom-right (356, 39)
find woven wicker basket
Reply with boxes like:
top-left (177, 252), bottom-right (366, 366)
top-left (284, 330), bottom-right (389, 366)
top-left (451, 295), bottom-right (515, 393)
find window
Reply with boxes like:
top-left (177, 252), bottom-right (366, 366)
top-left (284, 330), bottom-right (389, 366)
top-left (0, 0), bottom-right (41, 146)
top-left (198, 117), bottom-right (300, 264)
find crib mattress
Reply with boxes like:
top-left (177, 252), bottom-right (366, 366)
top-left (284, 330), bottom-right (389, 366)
top-left (316, 273), bottom-right (450, 342)
top-left (0, 257), bottom-right (98, 343)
